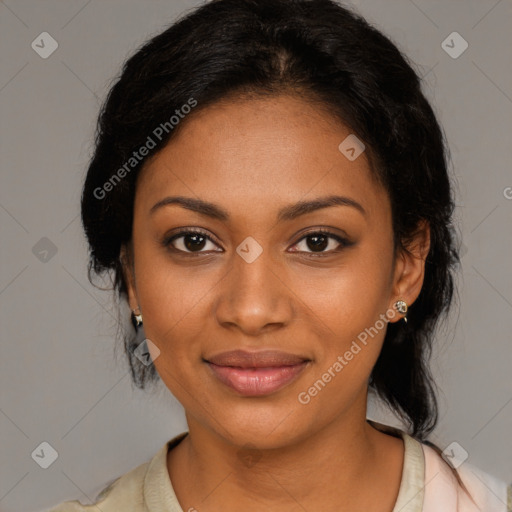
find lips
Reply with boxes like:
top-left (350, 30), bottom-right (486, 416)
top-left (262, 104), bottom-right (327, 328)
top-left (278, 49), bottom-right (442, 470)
top-left (204, 350), bottom-right (310, 396)
top-left (206, 349), bottom-right (309, 368)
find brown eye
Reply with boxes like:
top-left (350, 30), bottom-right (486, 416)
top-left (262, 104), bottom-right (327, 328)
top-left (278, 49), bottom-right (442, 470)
top-left (290, 230), bottom-right (351, 255)
top-left (164, 229), bottom-right (221, 254)
top-left (304, 233), bottom-right (330, 252)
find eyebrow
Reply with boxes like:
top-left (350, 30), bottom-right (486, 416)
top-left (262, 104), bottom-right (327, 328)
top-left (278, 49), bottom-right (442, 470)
top-left (149, 194), bottom-right (366, 221)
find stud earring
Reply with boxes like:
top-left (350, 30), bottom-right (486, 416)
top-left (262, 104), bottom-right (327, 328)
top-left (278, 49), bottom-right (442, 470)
top-left (131, 307), bottom-right (143, 328)
top-left (394, 300), bottom-right (408, 323)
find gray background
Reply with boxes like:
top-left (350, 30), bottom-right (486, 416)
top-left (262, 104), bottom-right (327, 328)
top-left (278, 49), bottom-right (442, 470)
top-left (0, 0), bottom-right (511, 511)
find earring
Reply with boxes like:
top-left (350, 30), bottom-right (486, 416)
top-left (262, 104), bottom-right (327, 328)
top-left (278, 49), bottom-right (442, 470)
top-left (131, 307), bottom-right (143, 328)
top-left (394, 300), bottom-right (408, 323)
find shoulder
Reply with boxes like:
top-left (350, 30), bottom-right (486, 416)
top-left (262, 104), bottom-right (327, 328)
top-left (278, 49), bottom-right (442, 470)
top-left (46, 432), bottom-right (188, 512)
top-left (421, 442), bottom-right (511, 512)
top-left (46, 459), bottom-right (149, 512)
top-left (456, 459), bottom-right (511, 512)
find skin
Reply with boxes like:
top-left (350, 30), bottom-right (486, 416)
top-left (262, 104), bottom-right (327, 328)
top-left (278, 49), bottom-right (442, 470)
top-left (121, 93), bottom-right (430, 512)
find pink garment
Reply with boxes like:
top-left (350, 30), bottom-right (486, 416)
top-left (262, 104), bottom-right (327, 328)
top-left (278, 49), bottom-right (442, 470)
top-left (423, 443), bottom-right (509, 512)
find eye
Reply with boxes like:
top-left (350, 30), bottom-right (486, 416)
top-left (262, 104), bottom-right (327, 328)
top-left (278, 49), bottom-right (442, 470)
top-left (163, 229), bottom-right (222, 254)
top-left (289, 229), bottom-right (351, 255)
top-left (163, 228), bottom-right (352, 256)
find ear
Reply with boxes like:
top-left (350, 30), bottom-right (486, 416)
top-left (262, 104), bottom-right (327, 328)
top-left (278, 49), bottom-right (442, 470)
top-left (120, 242), bottom-right (139, 312)
top-left (387, 219), bottom-right (431, 323)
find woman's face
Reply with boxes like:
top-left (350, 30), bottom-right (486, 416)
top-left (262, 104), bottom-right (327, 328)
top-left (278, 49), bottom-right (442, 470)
top-left (122, 94), bottom-right (427, 448)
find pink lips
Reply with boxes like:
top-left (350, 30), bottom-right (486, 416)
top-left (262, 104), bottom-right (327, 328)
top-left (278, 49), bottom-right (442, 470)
top-left (205, 349), bottom-right (310, 396)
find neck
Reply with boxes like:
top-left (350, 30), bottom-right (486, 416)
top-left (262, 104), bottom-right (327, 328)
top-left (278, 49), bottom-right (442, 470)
top-left (167, 399), bottom-right (405, 511)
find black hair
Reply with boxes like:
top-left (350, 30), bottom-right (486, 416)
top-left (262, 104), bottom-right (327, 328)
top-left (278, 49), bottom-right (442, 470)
top-left (81, 0), bottom-right (460, 441)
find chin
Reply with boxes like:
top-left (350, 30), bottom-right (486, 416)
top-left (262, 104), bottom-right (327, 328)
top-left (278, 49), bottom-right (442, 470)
top-left (208, 405), bottom-right (309, 449)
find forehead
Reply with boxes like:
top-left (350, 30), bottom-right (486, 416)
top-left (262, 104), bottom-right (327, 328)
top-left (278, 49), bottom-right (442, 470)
top-left (136, 94), bottom-right (387, 222)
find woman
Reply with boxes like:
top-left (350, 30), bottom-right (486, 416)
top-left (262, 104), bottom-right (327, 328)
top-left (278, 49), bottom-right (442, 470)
top-left (49, 0), bottom-right (510, 510)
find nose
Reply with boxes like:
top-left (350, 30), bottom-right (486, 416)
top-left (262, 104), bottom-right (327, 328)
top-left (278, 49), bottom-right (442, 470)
top-left (214, 242), bottom-right (293, 336)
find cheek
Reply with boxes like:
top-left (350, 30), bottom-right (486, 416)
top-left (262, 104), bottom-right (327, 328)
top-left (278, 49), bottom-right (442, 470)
top-left (294, 244), bottom-right (394, 394)
top-left (138, 269), bottom-right (211, 356)
top-left (298, 245), bottom-right (393, 337)
top-left (133, 234), bottom-right (217, 329)
top-left (138, 264), bottom-right (209, 402)
top-left (132, 254), bottom-right (233, 406)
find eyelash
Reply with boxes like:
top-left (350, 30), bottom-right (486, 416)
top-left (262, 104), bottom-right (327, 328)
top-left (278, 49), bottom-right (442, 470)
top-left (162, 228), bottom-right (352, 257)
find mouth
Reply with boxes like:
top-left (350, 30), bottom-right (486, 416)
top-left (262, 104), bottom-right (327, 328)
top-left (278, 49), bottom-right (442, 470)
top-left (204, 350), bottom-right (311, 397)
